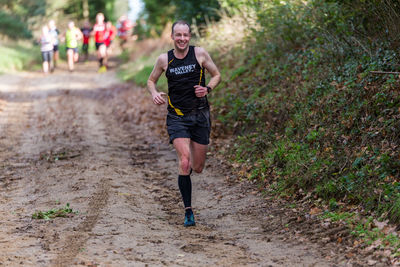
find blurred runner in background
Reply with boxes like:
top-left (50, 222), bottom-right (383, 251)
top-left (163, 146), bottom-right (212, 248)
top-left (39, 25), bottom-right (54, 74)
top-left (117, 15), bottom-right (134, 48)
top-left (64, 21), bottom-right (83, 72)
top-left (104, 21), bottom-right (117, 67)
top-left (48, 20), bottom-right (59, 70)
top-left (92, 13), bottom-right (107, 73)
top-left (81, 21), bottom-right (92, 62)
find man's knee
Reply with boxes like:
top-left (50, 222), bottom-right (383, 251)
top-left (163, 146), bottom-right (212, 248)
top-left (193, 167), bottom-right (203, 174)
top-left (179, 157), bottom-right (191, 173)
top-left (192, 163), bottom-right (205, 174)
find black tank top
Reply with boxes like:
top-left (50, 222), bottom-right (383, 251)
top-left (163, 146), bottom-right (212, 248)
top-left (166, 46), bottom-right (208, 116)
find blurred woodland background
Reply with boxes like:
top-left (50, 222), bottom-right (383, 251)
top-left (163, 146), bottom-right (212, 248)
top-left (1, 0), bottom-right (400, 252)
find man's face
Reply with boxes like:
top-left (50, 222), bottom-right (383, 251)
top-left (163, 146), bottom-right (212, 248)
top-left (49, 20), bottom-right (55, 29)
top-left (96, 14), bottom-right (104, 24)
top-left (172, 24), bottom-right (191, 52)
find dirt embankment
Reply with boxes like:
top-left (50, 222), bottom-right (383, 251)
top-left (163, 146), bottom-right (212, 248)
top-left (0, 61), bottom-right (385, 266)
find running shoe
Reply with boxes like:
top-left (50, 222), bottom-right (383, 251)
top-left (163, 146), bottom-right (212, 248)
top-left (98, 65), bottom-right (107, 73)
top-left (184, 209), bottom-right (195, 227)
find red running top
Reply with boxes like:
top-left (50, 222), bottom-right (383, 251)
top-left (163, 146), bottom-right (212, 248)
top-left (93, 23), bottom-right (106, 43)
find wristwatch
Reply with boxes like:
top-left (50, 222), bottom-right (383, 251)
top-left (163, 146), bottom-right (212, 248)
top-left (206, 86), bottom-right (212, 94)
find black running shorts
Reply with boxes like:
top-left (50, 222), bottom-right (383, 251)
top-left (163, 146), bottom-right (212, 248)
top-left (66, 47), bottom-right (78, 53)
top-left (41, 51), bottom-right (53, 62)
top-left (166, 108), bottom-right (211, 145)
top-left (95, 42), bottom-right (104, 50)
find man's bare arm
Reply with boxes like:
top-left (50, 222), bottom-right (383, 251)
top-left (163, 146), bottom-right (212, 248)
top-left (147, 54), bottom-right (167, 105)
top-left (203, 50), bottom-right (221, 90)
top-left (194, 47), bottom-right (221, 97)
top-left (76, 29), bottom-right (83, 40)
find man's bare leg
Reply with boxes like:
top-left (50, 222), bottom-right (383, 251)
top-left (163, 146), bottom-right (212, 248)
top-left (173, 138), bottom-right (196, 225)
top-left (67, 49), bottom-right (74, 71)
top-left (97, 44), bottom-right (107, 69)
top-left (173, 138), bottom-right (207, 227)
top-left (190, 140), bottom-right (207, 173)
top-left (42, 61), bottom-right (49, 73)
top-left (74, 52), bottom-right (79, 63)
top-left (173, 138), bottom-right (191, 175)
top-left (54, 51), bottom-right (59, 67)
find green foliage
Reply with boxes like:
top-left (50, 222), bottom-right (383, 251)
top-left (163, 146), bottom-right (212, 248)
top-left (118, 49), bottom-right (168, 91)
top-left (63, 0), bottom-right (116, 22)
top-left (173, 0), bottom-right (220, 24)
top-left (0, 11), bottom-right (32, 39)
top-left (0, 0), bottom-right (46, 39)
top-left (132, 66), bottom-right (153, 86)
top-left (0, 0), bottom-right (120, 39)
top-left (322, 211), bottom-right (400, 250)
top-left (321, 211), bottom-right (356, 222)
top-left (138, 0), bottom-right (220, 37)
top-left (118, 49), bottom-right (130, 63)
top-left (204, 0), bottom-right (400, 223)
top-left (32, 203), bottom-right (78, 220)
top-left (219, 0), bottom-right (248, 12)
top-left (0, 0), bottom-right (47, 19)
top-left (138, 0), bottom-right (174, 37)
top-left (0, 42), bottom-right (41, 73)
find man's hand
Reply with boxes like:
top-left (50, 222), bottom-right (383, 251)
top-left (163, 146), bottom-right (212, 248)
top-left (152, 91), bottom-right (167, 105)
top-left (194, 85), bottom-right (208, 98)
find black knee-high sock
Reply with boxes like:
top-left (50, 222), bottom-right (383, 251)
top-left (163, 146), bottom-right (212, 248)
top-left (178, 175), bottom-right (192, 208)
top-left (99, 58), bottom-right (103, 67)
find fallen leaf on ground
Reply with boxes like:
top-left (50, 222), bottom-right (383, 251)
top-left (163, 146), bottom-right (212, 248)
top-left (309, 207), bottom-right (322, 215)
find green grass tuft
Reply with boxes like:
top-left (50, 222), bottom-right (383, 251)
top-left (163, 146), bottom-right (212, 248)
top-left (32, 203), bottom-right (78, 220)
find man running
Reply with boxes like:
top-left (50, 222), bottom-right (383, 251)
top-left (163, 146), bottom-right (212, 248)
top-left (117, 15), bottom-right (133, 48)
top-left (81, 21), bottom-right (92, 61)
top-left (92, 13), bottom-right (107, 73)
top-left (147, 21), bottom-right (221, 227)
top-left (104, 21), bottom-right (116, 67)
top-left (39, 25), bottom-right (54, 74)
top-left (48, 20), bottom-right (59, 69)
top-left (64, 21), bottom-right (82, 72)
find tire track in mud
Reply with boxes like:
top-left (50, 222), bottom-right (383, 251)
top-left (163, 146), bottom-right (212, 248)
top-left (53, 179), bottom-right (110, 266)
top-left (49, 73), bottom-right (117, 266)
top-left (0, 66), bottom-right (121, 265)
top-left (0, 73), bottom-right (47, 265)
top-left (142, 156), bottom-right (321, 266)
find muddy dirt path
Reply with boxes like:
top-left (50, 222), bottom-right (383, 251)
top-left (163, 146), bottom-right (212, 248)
top-left (0, 61), bottom-right (365, 266)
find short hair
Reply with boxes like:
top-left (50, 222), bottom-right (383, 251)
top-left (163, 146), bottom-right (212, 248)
top-left (172, 20), bottom-right (191, 34)
top-left (96, 13), bottom-right (104, 20)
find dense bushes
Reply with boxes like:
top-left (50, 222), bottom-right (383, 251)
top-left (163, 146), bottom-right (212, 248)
top-left (137, 0), bottom-right (221, 37)
top-left (0, 11), bottom-right (32, 39)
top-left (206, 0), bottom-right (400, 222)
top-left (0, 43), bottom-right (41, 73)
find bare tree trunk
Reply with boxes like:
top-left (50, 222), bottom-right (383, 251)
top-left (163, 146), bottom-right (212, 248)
top-left (83, 0), bottom-right (89, 20)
